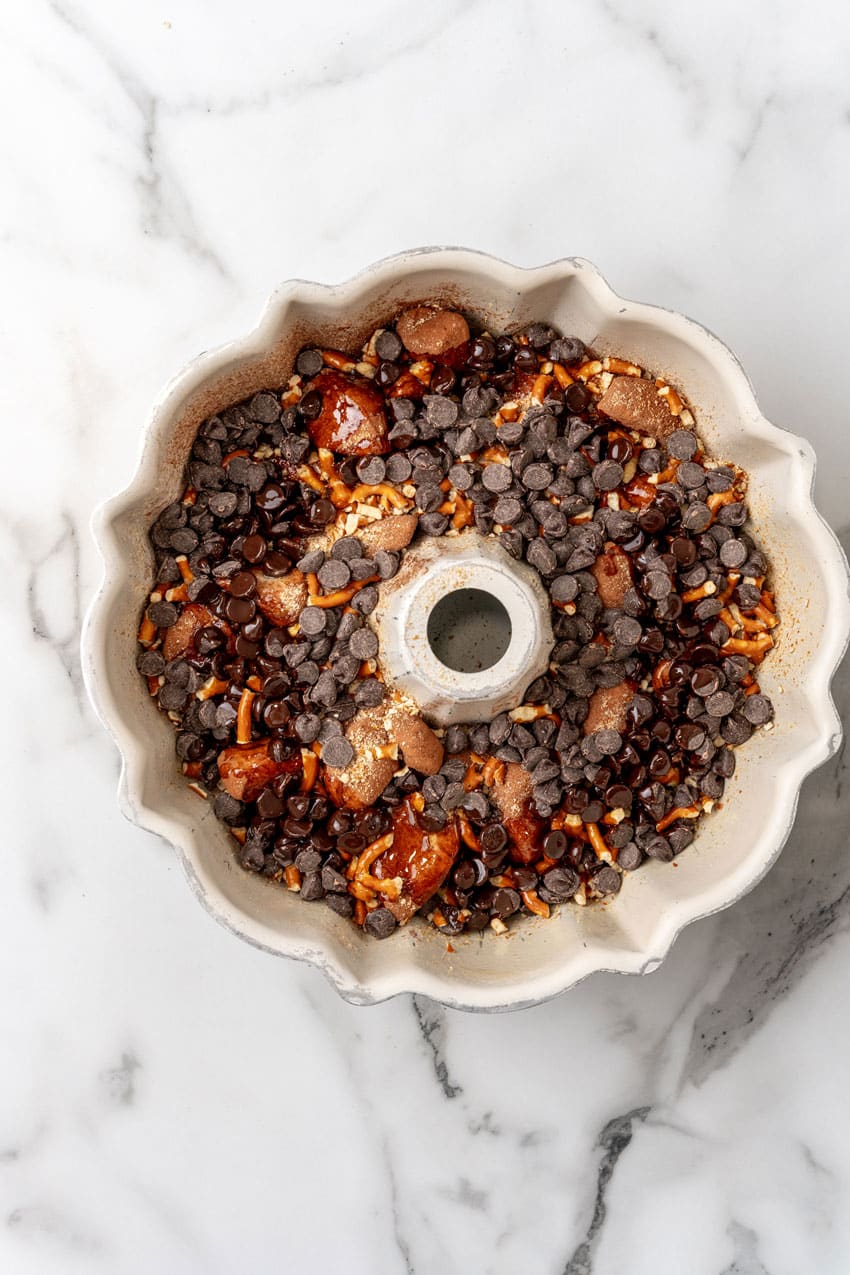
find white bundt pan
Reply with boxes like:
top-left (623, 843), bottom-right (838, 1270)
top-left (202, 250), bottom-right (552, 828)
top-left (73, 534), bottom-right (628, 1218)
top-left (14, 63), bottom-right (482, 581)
top-left (81, 251), bottom-right (850, 1011)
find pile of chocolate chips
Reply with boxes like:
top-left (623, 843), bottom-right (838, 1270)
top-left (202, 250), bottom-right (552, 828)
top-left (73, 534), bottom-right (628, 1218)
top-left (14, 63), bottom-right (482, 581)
top-left (137, 306), bottom-right (777, 939)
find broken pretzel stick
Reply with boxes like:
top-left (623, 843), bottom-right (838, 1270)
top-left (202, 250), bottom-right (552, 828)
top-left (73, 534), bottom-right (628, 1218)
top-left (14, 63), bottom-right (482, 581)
top-left (297, 464), bottom-right (326, 494)
top-left (451, 494), bottom-right (475, 530)
top-left (463, 762), bottom-right (484, 791)
top-left (349, 482), bottom-right (410, 509)
top-left (349, 832), bottom-right (395, 880)
top-left (656, 804), bottom-right (701, 833)
top-left (509, 704), bottom-right (551, 723)
top-left (308, 576), bottom-right (379, 608)
top-left (531, 373), bottom-right (554, 404)
top-left (586, 823), bottom-right (610, 859)
top-left (196, 675), bottom-right (229, 701)
top-left (138, 614), bottom-right (157, 646)
top-left (222, 449), bottom-right (250, 467)
top-left (717, 572), bottom-right (741, 605)
top-left (321, 349), bottom-right (356, 372)
top-left (300, 751), bottom-right (319, 791)
top-left (357, 873), bottom-right (402, 900)
top-left (482, 755), bottom-right (506, 788)
top-left (604, 357), bottom-right (641, 377)
top-left (349, 879), bottom-right (377, 904)
top-left (723, 633), bottom-right (774, 662)
top-left (682, 581), bottom-right (717, 604)
top-left (521, 889), bottom-right (550, 919)
top-left (457, 811), bottom-right (480, 853)
top-left (175, 555), bottom-right (194, 584)
top-left (236, 688), bottom-right (254, 744)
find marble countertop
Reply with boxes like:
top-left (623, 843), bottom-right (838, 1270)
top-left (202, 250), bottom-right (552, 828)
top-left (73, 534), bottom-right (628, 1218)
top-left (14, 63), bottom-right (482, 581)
top-left (4, 2), bottom-right (850, 1271)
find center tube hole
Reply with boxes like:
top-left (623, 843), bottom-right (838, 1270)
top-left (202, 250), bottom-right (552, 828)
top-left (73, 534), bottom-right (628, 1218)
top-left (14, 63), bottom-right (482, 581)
top-left (427, 588), bottom-right (512, 674)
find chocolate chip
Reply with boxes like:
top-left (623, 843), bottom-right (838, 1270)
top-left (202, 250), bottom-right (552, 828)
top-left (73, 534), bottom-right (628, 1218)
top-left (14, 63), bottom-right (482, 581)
top-left (527, 538), bottom-right (557, 575)
top-left (482, 463), bottom-right (512, 493)
top-left (385, 454), bottom-right (413, 483)
top-left (592, 865), bottom-right (620, 895)
top-left (491, 887), bottom-right (521, 918)
top-left (414, 483), bottom-right (443, 514)
top-left (742, 693), bottom-right (773, 725)
top-left (374, 550), bottom-right (399, 579)
top-left (325, 893), bottom-right (354, 918)
top-left (705, 691), bottom-right (735, 717)
top-left (551, 575), bottom-right (580, 603)
top-left (679, 502), bottom-right (710, 533)
top-left (309, 671), bottom-right (337, 708)
top-left (158, 683), bottom-right (189, 711)
top-left (147, 601), bottom-right (178, 627)
top-left (348, 557), bottom-right (375, 581)
top-left (350, 585), bottom-right (377, 615)
top-left (419, 513), bottom-right (449, 536)
top-left (492, 495), bottom-right (521, 525)
top-left (667, 430), bottom-right (697, 460)
top-left (298, 607), bottom-right (327, 637)
top-left (318, 719), bottom-right (344, 745)
top-left (136, 649), bottom-right (165, 676)
top-left (322, 736), bottom-right (355, 768)
top-left (348, 628), bottom-right (378, 660)
top-left (355, 679), bottom-right (385, 708)
top-left (209, 491), bottom-right (238, 518)
top-left (719, 538), bottom-right (748, 569)
top-left (644, 571), bottom-right (673, 600)
top-left (297, 549), bottom-right (325, 574)
top-left (542, 866), bottom-right (580, 900)
top-left (676, 723), bottom-right (707, 751)
top-left (424, 395), bottom-right (459, 429)
top-left (594, 729), bottom-right (622, 755)
top-left (333, 654), bottom-right (361, 685)
top-left (331, 536), bottom-right (363, 562)
top-left (722, 713), bottom-right (752, 745)
top-left (448, 463), bottom-right (473, 491)
top-left (364, 907), bottom-right (397, 939)
top-left (521, 462), bottom-right (554, 491)
top-left (169, 526), bottom-right (200, 554)
top-left (592, 460), bottom-right (624, 491)
top-left (618, 843), bottom-right (643, 871)
top-left (317, 559), bottom-right (351, 591)
top-left (691, 667), bottom-right (721, 697)
top-left (356, 456), bottom-right (387, 485)
top-left (296, 349), bottom-right (323, 377)
top-left (297, 870), bottom-right (322, 901)
top-left (677, 462), bottom-right (705, 489)
top-left (644, 836), bottom-right (674, 862)
top-left (612, 616), bottom-right (642, 646)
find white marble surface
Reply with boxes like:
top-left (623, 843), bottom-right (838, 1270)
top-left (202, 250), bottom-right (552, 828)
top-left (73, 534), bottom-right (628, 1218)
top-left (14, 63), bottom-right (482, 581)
top-left (3, 1), bottom-right (850, 1271)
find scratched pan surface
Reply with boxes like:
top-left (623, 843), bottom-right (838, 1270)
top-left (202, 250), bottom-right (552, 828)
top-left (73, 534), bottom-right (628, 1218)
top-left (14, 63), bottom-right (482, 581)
top-left (81, 250), bottom-right (850, 1011)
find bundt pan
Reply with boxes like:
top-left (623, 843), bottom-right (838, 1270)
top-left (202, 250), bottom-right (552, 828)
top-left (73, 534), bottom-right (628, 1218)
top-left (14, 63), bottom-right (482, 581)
top-left (81, 251), bottom-right (850, 1011)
